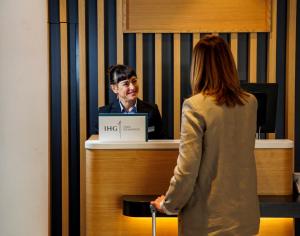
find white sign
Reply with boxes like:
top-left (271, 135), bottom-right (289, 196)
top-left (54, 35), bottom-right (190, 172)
top-left (98, 114), bottom-right (148, 142)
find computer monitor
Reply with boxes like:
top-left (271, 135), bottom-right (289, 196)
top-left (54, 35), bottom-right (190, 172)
top-left (240, 83), bottom-right (278, 134)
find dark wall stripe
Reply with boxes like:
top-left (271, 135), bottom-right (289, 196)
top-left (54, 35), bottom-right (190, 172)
top-left (68, 23), bottom-right (80, 236)
top-left (219, 33), bottom-right (230, 43)
top-left (276, 0), bottom-right (287, 139)
top-left (143, 33), bottom-right (155, 104)
top-left (237, 33), bottom-right (248, 81)
top-left (49, 0), bottom-right (59, 23)
top-left (67, 0), bottom-right (78, 23)
top-left (86, 0), bottom-right (98, 136)
top-left (257, 33), bottom-right (268, 83)
top-left (162, 34), bottom-right (174, 139)
top-left (104, 0), bottom-right (117, 104)
top-left (180, 33), bottom-right (192, 106)
top-left (49, 23), bottom-right (62, 236)
top-left (124, 33), bottom-right (136, 69)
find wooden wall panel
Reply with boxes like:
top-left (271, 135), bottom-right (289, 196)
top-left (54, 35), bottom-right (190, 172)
top-left (286, 0), bottom-right (296, 140)
top-left (117, 0), bottom-right (124, 64)
top-left (230, 33), bottom-right (238, 67)
top-left (60, 0), bottom-right (67, 22)
top-left (249, 33), bottom-right (257, 83)
top-left (60, 23), bottom-right (69, 236)
top-left (123, 0), bottom-right (271, 32)
top-left (193, 33), bottom-right (200, 48)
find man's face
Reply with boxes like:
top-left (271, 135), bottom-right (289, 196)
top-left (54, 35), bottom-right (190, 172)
top-left (111, 76), bottom-right (139, 103)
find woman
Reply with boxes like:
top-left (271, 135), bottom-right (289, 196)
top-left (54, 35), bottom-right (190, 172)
top-left (99, 64), bottom-right (165, 139)
top-left (151, 36), bottom-right (260, 235)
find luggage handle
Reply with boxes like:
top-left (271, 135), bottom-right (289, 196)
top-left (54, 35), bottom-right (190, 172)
top-left (149, 204), bottom-right (156, 236)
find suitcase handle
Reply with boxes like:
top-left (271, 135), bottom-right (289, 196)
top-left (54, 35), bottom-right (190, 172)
top-left (149, 205), bottom-right (156, 236)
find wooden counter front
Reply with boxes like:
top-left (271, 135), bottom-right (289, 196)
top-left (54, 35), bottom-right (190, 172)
top-left (84, 137), bottom-right (294, 236)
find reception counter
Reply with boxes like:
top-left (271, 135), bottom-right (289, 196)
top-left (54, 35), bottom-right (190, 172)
top-left (84, 136), bottom-right (295, 236)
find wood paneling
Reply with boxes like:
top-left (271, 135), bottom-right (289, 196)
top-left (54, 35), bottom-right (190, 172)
top-left (193, 33), bottom-right (200, 48)
top-left (267, 0), bottom-right (277, 84)
top-left (230, 33), bottom-right (238, 67)
top-left (123, 0), bottom-right (271, 33)
top-left (85, 144), bottom-right (294, 235)
top-left (60, 23), bottom-right (69, 236)
top-left (78, 0), bottom-right (87, 235)
top-left (249, 33), bottom-right (257, 83)
top-left (254, 149), bottom-right (293, 195)
top-left (117, 0), bottom-right (124, 64)
top-left (286, 0), bottom-right (296, 140)
top-left (98, 0), bottom-right (105, 107)
top-left (85, 149), bottom-right (178, 236)
top-left (59, 0), bottom-right (67, 22)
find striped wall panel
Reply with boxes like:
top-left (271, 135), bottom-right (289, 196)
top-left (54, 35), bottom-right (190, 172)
top-left (49, 0), bottom-right (299, 235)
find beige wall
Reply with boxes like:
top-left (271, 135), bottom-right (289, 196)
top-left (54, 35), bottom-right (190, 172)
top-left (0, 0), bottom-right (49, 235)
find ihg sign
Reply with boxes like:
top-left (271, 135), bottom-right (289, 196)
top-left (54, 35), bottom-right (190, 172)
top-left (103, 121), bottom-right (122, 138)
top-left (104, 126), bottom-right (118, 131)
top-left (99, 114), bottom-right (147, 142)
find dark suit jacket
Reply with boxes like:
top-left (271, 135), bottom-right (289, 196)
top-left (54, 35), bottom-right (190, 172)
top-left (98, 98), bottom-right (165, 139)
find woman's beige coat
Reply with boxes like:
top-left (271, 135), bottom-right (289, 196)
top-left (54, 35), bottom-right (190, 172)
top-left (163, 93), bottom-right (260, 236)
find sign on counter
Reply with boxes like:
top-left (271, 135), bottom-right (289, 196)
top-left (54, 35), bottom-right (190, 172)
top-left (98, 113), bottom-right (148, 142)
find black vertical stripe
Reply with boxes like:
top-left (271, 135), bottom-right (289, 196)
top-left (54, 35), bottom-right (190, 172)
top-left (257, 33), bottom-right (268, 83)
top-left (124, 33), bottom-right (136, 69)
top-left (49, 0), bottom-right (59, 23)
top-left (49, 23), bottom-right (62, 236)
top-left (86, 0), bottom-right (98, 136)
top-left (237, 33), bottom-right (249, 81)
top-left (68, 23), bottom-right (80, 236)
top-left (276, 0), bottom-right (287, 139)
top-left (219, 33), bottom-right (230, 43)
top-left (104, 0), bottom-right (117, 104)
top-left (143, 33), bottom-right (155, 104)
top-left (255, 33), bottom-right (268, 139)
top-left (67, 0), bottom-right (78, 23)
top-left (200, 33), bottom-right (210, 38)
top-left (180, 33), bottom-right (192, 106)
top-left (162, 34), bottom-right (174, 139)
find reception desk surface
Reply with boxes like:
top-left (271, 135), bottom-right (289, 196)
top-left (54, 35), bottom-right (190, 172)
top-left (84, 136), bottom-right (294, 236)
top-left (85, 138), bottom-right (294, 149)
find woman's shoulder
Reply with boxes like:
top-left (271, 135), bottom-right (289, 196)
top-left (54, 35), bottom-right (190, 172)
top-left (184, 93), bottom-right (215, 108)
top-left (242, 92), bottom-right (258, 107)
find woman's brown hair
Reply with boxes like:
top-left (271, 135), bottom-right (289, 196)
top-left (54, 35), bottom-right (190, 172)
top-left (190, 35), bottom-right (248, 106)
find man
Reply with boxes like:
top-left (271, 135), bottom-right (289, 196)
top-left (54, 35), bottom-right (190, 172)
top-left (99, 64), bottom-right (165, 139)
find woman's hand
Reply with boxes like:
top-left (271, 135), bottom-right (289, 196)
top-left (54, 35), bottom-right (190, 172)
top-left (150, 195), bottom-right (165, 213)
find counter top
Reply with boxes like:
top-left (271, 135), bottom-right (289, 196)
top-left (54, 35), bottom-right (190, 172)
top-left (85, 136), bottom-right (294, 150)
